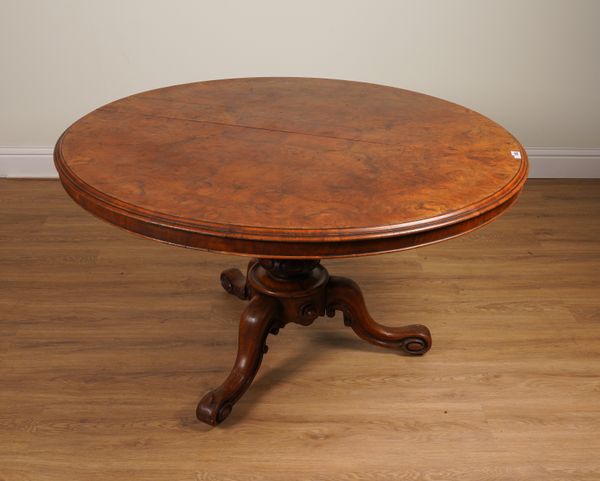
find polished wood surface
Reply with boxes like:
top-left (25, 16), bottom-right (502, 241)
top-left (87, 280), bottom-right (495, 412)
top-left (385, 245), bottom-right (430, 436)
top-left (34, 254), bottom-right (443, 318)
top-left (54, 77), bottom-right (528, 258)
top-left (2, 179), bottom-right (599, 480)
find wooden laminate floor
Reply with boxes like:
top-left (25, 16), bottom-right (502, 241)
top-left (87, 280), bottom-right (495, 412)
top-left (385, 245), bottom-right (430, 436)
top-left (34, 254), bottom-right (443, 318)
top-left (1, 179), bottom-right (599, 481)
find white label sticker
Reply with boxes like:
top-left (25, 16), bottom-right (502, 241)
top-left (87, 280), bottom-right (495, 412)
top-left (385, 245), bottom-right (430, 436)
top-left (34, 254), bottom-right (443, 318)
top-left (511, 150), bottom-right (522, 160)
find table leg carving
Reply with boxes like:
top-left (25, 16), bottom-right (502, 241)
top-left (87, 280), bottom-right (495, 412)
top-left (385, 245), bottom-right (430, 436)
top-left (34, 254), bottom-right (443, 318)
top-left (219, 259), bottom-right (258, 300)
top-left (325, 276), bottom-right (432, 355)
top-left (200, 260), bottom-right (431, 426)
top-left (196, 294), bottom-right (279, 426)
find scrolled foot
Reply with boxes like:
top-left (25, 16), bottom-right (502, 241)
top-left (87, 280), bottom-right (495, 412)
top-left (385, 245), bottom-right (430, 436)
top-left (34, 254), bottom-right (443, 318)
top-left (326, 276), bottom-right (432, 355)
top-left (219, 259), bottom-right (258, 300)
top-left (196, 391), bottom-right (234, 426)
top-left (196, 294), bottom-right (279, 426)
top-left (220, 268), bottom-right (249, 299)
top-left (396, 325), bottom-right (431, 355)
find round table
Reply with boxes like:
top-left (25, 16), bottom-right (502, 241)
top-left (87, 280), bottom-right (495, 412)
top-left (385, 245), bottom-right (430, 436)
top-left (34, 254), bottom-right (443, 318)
top-left (54, 77), bottom-right (528, 425)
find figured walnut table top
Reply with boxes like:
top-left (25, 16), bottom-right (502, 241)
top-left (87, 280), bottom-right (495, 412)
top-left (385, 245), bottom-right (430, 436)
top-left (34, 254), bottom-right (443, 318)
top-left (54, 77), bottom-right (528, 258)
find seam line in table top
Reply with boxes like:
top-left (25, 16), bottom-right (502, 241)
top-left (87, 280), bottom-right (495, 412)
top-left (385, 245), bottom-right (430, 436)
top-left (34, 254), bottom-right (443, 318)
top-left (99, 106), bottom-right (443, 149)
top-left (57, 121), bottom-right (527, 237)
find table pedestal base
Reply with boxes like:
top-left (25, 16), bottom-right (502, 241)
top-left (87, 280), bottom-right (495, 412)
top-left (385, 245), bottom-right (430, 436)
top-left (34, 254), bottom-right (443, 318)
top-left (196, 259), bottom-right (432, 426)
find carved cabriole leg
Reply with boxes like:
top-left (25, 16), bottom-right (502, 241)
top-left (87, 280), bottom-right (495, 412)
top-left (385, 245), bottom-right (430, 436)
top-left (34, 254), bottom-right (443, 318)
top-left (325, 276), bottom-right (432, 355)
top-left (196, 294), bottom-right (279, 426)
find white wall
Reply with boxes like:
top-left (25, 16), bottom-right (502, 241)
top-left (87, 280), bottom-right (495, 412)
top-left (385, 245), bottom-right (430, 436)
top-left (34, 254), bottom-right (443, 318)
top-left (1, 0), bottom-right (599, 176)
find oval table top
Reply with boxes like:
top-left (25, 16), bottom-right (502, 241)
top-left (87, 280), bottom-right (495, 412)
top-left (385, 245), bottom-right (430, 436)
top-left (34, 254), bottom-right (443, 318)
top-left (55, 77), bottom-right (528, 258)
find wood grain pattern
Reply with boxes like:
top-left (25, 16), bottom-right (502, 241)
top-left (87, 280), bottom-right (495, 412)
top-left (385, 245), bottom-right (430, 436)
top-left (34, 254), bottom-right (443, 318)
top-left (53, 77), bottom-right (527, 258)
top-left (2, 179), bottom-right (599, 480)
